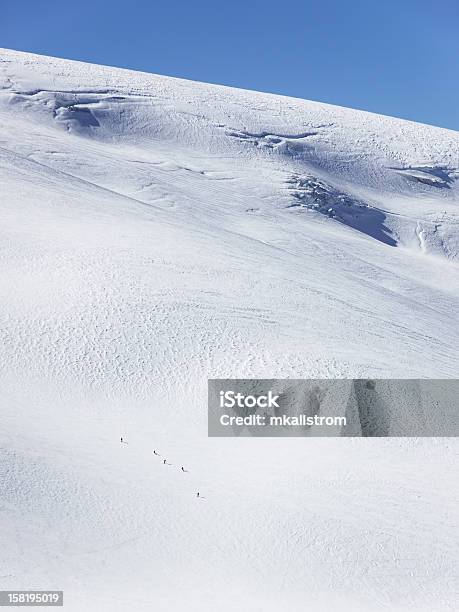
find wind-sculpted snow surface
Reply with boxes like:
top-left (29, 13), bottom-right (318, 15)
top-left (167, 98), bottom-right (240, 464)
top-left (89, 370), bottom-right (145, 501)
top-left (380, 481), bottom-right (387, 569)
top-left (0, 49), bottom-right (458, 611)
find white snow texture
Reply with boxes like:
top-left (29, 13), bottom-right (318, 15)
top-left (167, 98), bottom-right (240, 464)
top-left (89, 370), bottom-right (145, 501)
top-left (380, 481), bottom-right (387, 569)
top-left (0, 49), bottom-right (458, 611)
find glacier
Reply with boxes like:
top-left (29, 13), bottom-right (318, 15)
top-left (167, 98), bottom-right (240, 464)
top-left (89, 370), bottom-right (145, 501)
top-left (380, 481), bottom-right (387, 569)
top-left (0, 49), bottom-right (458, 611)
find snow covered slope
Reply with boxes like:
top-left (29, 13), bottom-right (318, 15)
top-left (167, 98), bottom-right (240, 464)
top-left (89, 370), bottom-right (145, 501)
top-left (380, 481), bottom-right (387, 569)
top-left (0, 49), bottom-right (458, 611)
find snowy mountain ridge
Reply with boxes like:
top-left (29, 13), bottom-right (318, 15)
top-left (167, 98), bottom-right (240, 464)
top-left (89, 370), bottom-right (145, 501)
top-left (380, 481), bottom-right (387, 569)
top-left (2, 47), bottom-right (459, 261)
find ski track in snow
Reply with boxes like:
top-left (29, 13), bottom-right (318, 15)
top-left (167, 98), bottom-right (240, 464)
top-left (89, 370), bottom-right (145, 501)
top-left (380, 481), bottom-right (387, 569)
top-left (0, 49), bottom-right (458, 612)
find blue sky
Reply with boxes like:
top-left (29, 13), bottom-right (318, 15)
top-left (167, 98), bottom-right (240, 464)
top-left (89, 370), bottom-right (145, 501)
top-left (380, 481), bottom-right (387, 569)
top-left (2, 0), bottom-right (458, 130)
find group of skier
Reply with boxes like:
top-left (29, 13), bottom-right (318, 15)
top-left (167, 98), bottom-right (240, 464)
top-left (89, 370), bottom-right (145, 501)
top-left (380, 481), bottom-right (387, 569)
top-left (121, 437), bottom-right (203, 498)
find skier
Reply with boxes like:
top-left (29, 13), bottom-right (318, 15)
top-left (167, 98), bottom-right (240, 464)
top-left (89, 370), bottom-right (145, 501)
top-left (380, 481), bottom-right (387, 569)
top-left (153, 450), bottom-right (160, 456)
top-left (120, 437), bottom-right (123, 443)
top-left (196, 492), bottom-right (200, 498)
top-left (181, 466), bottom-right (187, 472)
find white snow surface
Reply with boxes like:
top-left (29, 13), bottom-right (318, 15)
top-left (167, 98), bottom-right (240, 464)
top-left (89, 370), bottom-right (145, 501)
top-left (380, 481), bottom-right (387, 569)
top-left (0, 49), bottom-right (458, 611)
